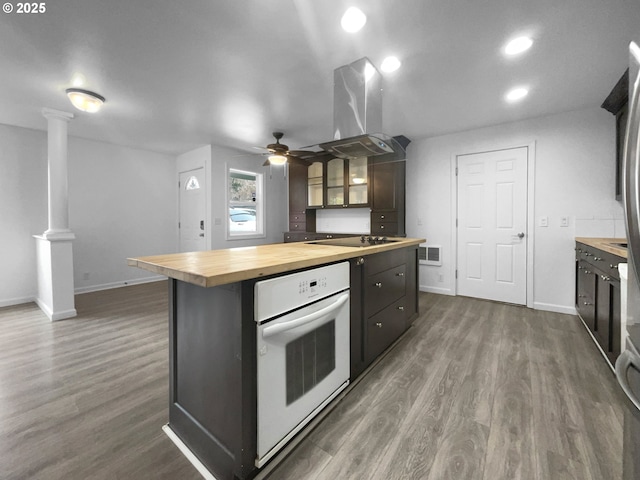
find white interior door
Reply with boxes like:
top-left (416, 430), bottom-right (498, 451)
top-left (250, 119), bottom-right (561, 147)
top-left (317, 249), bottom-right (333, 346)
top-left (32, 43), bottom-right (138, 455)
top-left (179, 168), bottom-right (206, 252)
top-left (457, 147), bottom-right (528, 305)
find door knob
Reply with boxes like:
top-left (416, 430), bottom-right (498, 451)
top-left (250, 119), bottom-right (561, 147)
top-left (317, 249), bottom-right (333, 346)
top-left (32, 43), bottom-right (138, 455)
top-left (517, 232), bottom-right (525, 238)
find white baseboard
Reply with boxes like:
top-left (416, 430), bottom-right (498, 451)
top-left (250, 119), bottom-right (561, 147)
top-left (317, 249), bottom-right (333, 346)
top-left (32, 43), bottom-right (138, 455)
top-left (33, 298), bottom-right (77, 321)
top-left (1, 276), bottom-right (167, 308)
top-left (533, 302), bottom-right (577, 315)
top-left (0, 294), bottom-right (36, 308)
top-left (74, 275), bottom-right (166, 295)
top-left (420, 285), bottom-right (454, 296)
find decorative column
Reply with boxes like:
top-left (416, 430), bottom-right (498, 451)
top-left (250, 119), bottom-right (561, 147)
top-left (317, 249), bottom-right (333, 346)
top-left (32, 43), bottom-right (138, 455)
top-left (34, 108), bottom-right (77, 321)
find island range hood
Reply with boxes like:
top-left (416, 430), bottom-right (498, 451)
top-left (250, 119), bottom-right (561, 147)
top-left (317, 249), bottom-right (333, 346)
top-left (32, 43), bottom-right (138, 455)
top-left (313, 57), bottom-right (410, 160)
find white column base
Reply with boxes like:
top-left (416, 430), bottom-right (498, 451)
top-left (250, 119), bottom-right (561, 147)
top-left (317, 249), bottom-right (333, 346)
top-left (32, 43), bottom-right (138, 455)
top-left (34, 234), bottom-right (77, 321)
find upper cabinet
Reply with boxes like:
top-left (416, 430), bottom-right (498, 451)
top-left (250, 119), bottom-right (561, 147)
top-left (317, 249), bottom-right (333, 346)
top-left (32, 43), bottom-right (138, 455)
top-left (348, 157), bottom-right (368, 206)
top-left (326, 158), bottom-right (345, 206)
top-left (307, 161), bottom-right (324, 207)
top-left (370, 158), bottom-right (406, 236)
top-left (601, 69), bottom-right (629, 201)
top-left (308, 156), bottom-right (369, 208)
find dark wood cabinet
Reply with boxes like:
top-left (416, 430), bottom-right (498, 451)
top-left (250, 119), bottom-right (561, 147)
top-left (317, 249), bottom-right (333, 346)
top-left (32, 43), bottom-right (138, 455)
top-left (350, 246), bottom-right (418, 379)
top-left (601, 69), bottom-right (629, 201)
top-left (575, 241), bottom-right (624, 367)
top-left (370, 156), bottom-right (406, 236)
top-left (286, 152), bottom-right (407, 239)
top-left (288, 162), bottom-right (316, 234)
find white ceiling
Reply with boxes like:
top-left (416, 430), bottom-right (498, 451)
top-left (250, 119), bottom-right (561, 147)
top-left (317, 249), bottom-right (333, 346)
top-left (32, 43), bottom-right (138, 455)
top-left (1, 0), bottom-right (639, 156)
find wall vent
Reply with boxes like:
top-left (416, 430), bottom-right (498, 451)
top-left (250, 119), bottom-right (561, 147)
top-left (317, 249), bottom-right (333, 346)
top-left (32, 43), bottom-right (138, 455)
top-left (419, 244), bottom-right (442, 266)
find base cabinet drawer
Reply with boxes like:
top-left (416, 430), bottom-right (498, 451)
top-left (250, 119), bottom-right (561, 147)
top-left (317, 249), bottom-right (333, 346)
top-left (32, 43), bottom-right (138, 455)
top-left (366, 297), bottom-right (407, 363)
top-left (365, 264), bottom-right (406, 316)
top-left (575, 241), bottom-right (624, 366)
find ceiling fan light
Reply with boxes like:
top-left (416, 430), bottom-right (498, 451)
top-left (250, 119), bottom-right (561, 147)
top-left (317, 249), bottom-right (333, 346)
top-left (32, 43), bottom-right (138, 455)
top-left (268, 154), bottom-right (287, 165)
top-left (65, 88), bottom-right (105, 113)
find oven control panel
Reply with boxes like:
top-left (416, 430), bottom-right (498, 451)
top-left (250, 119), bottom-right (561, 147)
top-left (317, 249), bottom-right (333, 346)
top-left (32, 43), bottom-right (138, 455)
top-left (254, 262), bottom-right (349, 323)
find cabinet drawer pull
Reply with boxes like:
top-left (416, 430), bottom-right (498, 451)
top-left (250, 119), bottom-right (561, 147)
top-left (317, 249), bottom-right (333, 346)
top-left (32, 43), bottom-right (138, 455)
top-left (583, 270), bottom-right (592, 275)
top-left (380, 215), bottom-right (385, 219)
top-left (375, 322), bottom-right (383, 328)
top-left (380, 225), bottom-right (385, 229)
top-left (583, 302), bottom-right (593, 306)
top-left (396, 272), bottom-right (405, 277)
top-left (397, 306), bottom-right (405, 311)
top-left (578, 294), bottom-right (586, 298)
top-left (611, 264), bottom-right (619, 269)
top-left (375, 282), bottom-right (383, 288)
top-left (600, 275), bottom-right (611, 282)
top-left (356, 257), bottom-right (365, 266)
top-left (593, 256), bottom-right (602, 261)
top-left (585, 253), bottom-right (592, 257)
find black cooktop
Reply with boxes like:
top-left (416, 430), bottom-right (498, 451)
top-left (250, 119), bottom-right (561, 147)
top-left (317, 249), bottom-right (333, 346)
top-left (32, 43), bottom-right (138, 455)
top-left (308, 236), bottom-right (398, 248)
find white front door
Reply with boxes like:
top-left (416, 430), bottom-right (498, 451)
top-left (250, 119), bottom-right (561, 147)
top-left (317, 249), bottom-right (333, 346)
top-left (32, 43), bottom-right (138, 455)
top-left (179, 168), bottom-right (206, 252)
top-left (457, 147), bottom-right (528, 305)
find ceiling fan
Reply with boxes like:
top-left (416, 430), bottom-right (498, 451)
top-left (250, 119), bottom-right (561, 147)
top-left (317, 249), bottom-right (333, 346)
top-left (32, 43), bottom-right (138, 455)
top-left (259, 132), bottom-right (320, 167)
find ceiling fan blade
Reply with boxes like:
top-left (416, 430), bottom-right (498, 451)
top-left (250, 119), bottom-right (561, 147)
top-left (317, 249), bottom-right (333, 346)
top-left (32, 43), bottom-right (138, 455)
top-left (288, 150), bottom-right (320, 159)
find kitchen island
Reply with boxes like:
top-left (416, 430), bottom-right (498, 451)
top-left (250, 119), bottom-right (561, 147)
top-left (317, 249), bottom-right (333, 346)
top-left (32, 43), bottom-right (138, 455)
top-left (128, 237), bottom-right (424, 480)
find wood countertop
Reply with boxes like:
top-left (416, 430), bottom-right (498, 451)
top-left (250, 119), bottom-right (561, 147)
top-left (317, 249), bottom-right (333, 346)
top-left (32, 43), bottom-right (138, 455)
top-left (128, 237), bottom-right (426, 288)
top-left (575, 237), bottom-right (628, 258)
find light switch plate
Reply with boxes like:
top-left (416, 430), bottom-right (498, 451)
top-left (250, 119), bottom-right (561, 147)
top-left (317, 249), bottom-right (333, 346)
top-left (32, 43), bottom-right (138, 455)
top-left (539, 216), bottom-right (548, 227)
top-left (560, 216), bottom-right (569, 227)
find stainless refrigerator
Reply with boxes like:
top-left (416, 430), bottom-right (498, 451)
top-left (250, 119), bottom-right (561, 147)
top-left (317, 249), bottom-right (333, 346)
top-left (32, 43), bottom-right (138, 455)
top-left (618, 39), bottom-right (640, 480)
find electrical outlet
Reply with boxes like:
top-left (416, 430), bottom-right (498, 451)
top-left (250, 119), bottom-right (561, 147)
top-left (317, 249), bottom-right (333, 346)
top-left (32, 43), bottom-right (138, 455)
top-left (560, 216), bottom-right (569, 227)
top-left (539, 216), bottom-right (548, 227)
top-left (417, 217), bottom-right (423, 226)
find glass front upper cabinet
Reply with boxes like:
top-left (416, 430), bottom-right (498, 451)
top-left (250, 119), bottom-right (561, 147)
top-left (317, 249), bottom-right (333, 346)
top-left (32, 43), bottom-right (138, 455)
top-left (307, 161), bottom-right (324, 207)
top-left (326, 158), bottom-right (345, 206)
top-left (347, 157), bottom-right (368, 205)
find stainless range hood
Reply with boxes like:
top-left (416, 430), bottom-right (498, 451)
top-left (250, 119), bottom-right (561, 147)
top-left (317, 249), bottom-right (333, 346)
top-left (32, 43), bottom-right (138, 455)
top-left (314, 57), bottom-right (410, 160)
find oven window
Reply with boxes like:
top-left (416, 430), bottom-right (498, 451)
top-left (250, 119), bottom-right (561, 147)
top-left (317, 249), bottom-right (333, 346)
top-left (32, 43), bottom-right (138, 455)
top-left (285, 320), bottom-right (336, 405)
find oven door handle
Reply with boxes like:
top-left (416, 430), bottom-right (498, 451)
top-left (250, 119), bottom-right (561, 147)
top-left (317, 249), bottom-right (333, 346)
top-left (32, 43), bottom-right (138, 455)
top-left (615, 348), bottom-right (640, 412)
top-left (262, 293), bottom-right (349, 339)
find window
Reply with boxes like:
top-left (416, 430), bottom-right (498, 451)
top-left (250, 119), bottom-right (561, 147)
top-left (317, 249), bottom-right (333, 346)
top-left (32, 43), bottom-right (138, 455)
top-left (227, 168), bottom-right (264, 238)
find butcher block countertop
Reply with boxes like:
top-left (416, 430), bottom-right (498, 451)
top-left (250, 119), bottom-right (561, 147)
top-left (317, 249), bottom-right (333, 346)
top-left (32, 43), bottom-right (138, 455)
top-left (575, 237), bottom-right (628, 258)
top-left (128, 237), bottom-right (425, 288)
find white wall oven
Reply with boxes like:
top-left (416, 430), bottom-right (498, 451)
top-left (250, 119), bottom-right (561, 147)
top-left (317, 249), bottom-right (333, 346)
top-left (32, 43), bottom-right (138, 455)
top-left (254, 262), bottom-right (350, 467)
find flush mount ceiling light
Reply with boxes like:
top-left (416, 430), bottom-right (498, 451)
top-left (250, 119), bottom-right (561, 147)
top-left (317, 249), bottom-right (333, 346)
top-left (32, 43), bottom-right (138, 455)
top-left (505, 86), bottom-right (529, 103)
top-left (341, 7), bottom-right (366, 33)
top-left (267, 154), bottom-right (287, 165)
top-left (504, 36), bottom-right (533, 56)
top-left (380, 56), bottom-right (401, 73)
top-left (65, 88), bottom-right (105, 113)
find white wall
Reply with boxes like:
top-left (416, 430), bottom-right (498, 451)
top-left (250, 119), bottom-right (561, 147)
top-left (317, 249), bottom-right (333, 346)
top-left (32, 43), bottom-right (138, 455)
top-left (406, 106), bottom-right (623, 314)
top-left (176, 145), bottom-right (288, 249)
top-left (0, 123), bottom-right (177, 305)
top-left (69, 137), bottom-right (177, 292)
top-left (0, 125), bottom-right (48, 305)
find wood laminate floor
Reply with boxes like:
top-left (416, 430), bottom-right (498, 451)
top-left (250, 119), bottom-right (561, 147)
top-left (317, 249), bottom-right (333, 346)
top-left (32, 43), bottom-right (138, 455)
top-left (0, 283), bottom-right (624, 480)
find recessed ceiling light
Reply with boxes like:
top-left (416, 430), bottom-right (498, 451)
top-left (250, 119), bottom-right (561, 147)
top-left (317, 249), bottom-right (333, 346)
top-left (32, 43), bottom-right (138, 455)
top-left (504, 36), bottom-right (533, 56)
top-left (341, 7), bottom-right (366, 33)
top-left (505, 87), bottom-right (529, 103)
top-left (380, 56), bottom-right (401, 73)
